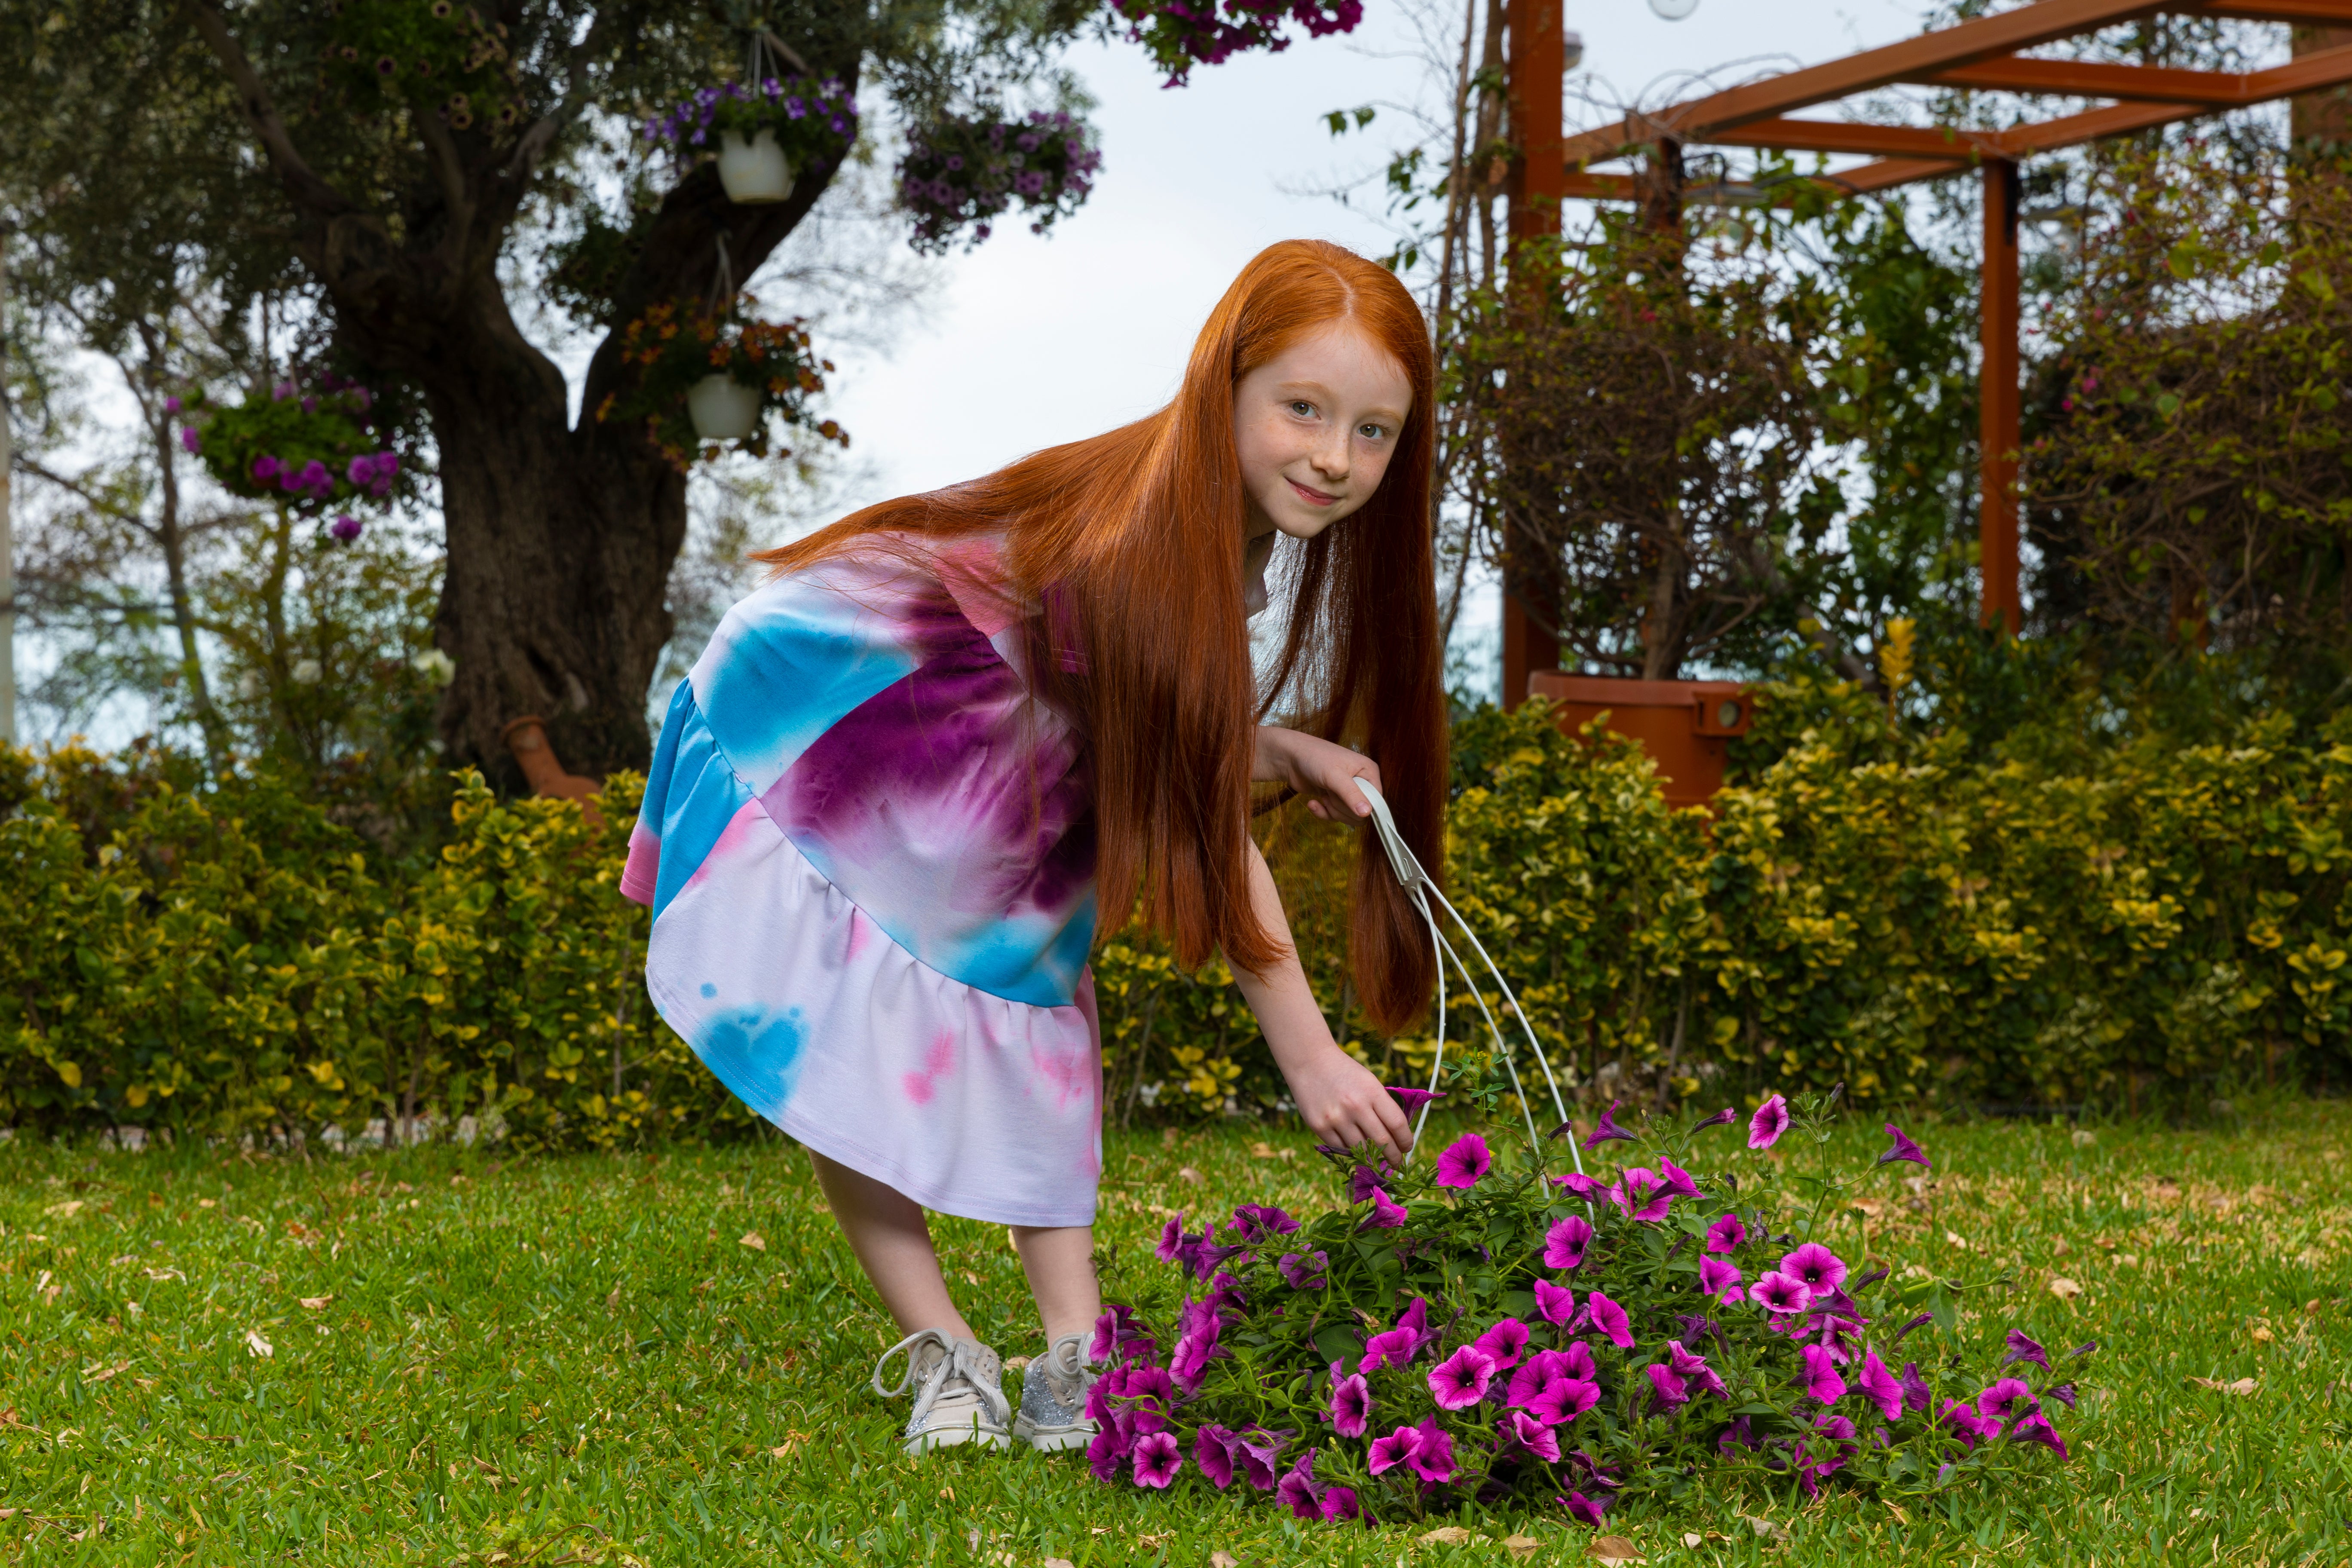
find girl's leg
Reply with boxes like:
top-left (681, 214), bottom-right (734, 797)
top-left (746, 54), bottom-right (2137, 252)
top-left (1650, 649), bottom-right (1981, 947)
top-left (1008, 1225), bottom-right (1101, 1345)
top-left (810, 1151), bottom-right (974, 1340)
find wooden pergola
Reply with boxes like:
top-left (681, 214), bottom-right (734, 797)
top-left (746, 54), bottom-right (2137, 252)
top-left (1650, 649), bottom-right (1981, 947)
top-left (1499, 0), bottom-right (2352, 705)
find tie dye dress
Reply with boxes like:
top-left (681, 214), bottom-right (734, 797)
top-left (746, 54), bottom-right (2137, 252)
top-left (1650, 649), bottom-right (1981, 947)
top-left (621, 536), bottom-right (1102, 1227)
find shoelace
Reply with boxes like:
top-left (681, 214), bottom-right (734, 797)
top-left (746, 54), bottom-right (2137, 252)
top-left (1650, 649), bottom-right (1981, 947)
top-left (872, 1329), bottom-right (1010, 1432)
top-left (1036, 1332), bottom-right (1094, 1409)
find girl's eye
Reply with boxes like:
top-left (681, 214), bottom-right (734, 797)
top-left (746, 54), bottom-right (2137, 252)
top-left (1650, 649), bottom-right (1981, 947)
top-left (1358, 422), bottom-right (1388, 441)
top-left (1290, 400), bottom-right (1317, 417)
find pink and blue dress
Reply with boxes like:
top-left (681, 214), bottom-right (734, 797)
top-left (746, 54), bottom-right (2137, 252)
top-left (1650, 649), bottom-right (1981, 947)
top-left (621, 537), bottom-right (1104, 1227)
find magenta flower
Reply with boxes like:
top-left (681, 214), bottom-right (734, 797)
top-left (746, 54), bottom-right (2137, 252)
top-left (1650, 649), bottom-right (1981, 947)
top-left (1320, 1485), bottom-right (1362, 1522)
top-left (1583, 1098), bottom-right (1637, 1149)
top-left (1939, 1398), bottom-right (2003, 1447)
top-left (2048, 1382), bottom-right (2078, 1409)
top-left (1877, 1123), bottom-right (1931, 1167)
top-left (1436, 1133), bottom-right (1491, 1188)
top-left (1691, 1105), bottom-right (1738, 1130)
top-left (1552, 1171), bottom-right (1606, 1200)
top-left (2010, 1412), bottom-right (2070, 1460)
top-left (1751, 1271), bottom-right (1811, 1314)
top-left (1559, 1339), bottom-right (1597, 1379)
top-left (1855, 1349), bottom-right (1903, 1421)
top-left (1509, 1409), bottom-right (1562, 1461)
top-left (1359, 1187), bottom-right (1408, 1230)
top-left (1358, 1327), bottom-right (1420, 1374)
top-left (1698, 1256), bottom-right (1744, 1304)
top-left (345, 454), bottom-right (375, 487)
top-left (1645, 1361), bottom-right (1690, 1410)
top-left (1900, 1360), bottom-right (1932, 1414)
top-left (329, 514), bottom-right (362, 542)
top-left (1328, 1368), bottom-right (1372, 1436)
top-left (1798, 1343), bottom-right (1847, 1404)
top-left (1385, 1084), bottom-right (1445, 1109)
top-left (1613, 1167), bottom-right (1674, 1222)
top-left (1406, 1417), bottom-right (1456, 1483)
top-left (1748, 1093), bottom-right (1790, 1149)
top-left (1427, 1345), bottom-right (1498, 1409)
top-left (2001, 1329), bottom-right (2050, 1371)
top-left (1544, 1214), bottom-right (1595, 1270)
top-left (164, 395), bottom-right (182, 413)
top-left (1779, 1242), bottom-right (1848, 1294)
top-left (1154, 1215), bottom-right (1187, 1264)
top-left (1656, 1155), bottom-right (1706, 1202)
top-left (1087, 1423), bottom-right (1128, 1481)
top-left (1534, 1278), bottom-right (1577, 1325)
top-left (1275, 1448), bottom-right (1321, 1518)
top-left (1705, 1211), bottom-right (1748, 1254)
top-left (1232, 1429), bottom-right (1286, 1491)
top-left (1530, 1375), bottom-right (1601, 1425)
top-left (1473, 1317), bottom-right (1531, 1370)
top-left (252, 455), bottom-right (282, 482)
top-left (1666, 1340), bottom-right (1727, 1398)
top-left (1168, 1299), bottom-right (1225, 1392)
top-left (1559, 1490), bottom-right (1611, 1526)
top-left (1347, 1163), bottom-right (1390, 1204)
top-left (1131, 1430), bottom-right (1182, 1488)
top-left (1506, 1354), bottom-right (1558, 1408)
top-left (1892, 1311), bottom-right (1935, 1345)
top-left (1585, 1290), bottom-right (1634, 1350)
top-left (180, 427), bottom-right (202, 453)
top-left (1366, 1423), bottom-right (1421, 1475)
top-left (1192, 1425), bottom-right (1235, 1488)
top-left (1277, 1250), bottom-right (1328, 1289)
top-left (1230, 1203), bottom-right (1299, 1240)
top-left (1976, 1377), bottom-right (2037, 1422)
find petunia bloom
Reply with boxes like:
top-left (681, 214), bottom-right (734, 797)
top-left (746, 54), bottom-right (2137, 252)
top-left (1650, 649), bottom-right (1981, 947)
top-left (1274, 1448), bottom-right (1322, 1519)
top-left (1698, 1256), bottom-right (1744, 1305)
top-left (1899, 1360), bottom-right (1932, 1414)
top-left (2047, 1382), bottom-right (2078, 1409)
top-left (1892, 1311), bottom-right (1935, 1345)
top-left (1645, 1361), bottom-right (1690, 1410)
top-left (1614, 1167), bottom-right (1675, 1222)
top-left (1232, 1428), bottom-right (1286, 1491)
top-left (1528, 1374), bottom-right (1601, 1426)
top-left (1328, 1367), bottom-right (1372, 1437)
top-left (1748, 1093), bottom-right (1790, 1149)
top-left (1705, 1211), bottom-right (1748, 1254)
top-left (2010, 1413), bottom-right (2070, 1460)
top-left (1359, 1326), bottom-right (1422, 1375)
top-left (1510, 1409), bottom-right (1563, 1461)
top-left (1544, 1214), bottom-right (1595, 1270)
top-left (1473, 1317), bottom-right (1531, 1370)
top-left (1855, 1349), bottom-right (1903, 1421)
top-left (1153, 1214), bottom-right (1190, 1265)
top-left (1798, 1342), bottom-right (1847, 1404)
top-left (1656, 1155), bottom-right (1706, 1202)
top-left (1559, 1490), bottom-right (1611, 1526)
top-left (1427, 1345), bottom-right (1498, 1410)
top-left (1192, 1425), bottom-right (1236, 1488)
top-left (1131, 1430), bottom-right (1182, 1488)
top-left (1385, 1084), bottom-right (1445, 1109)
top-left (1691, 1105), bottom-right (1739, 1130)
top-left (1583, 1099), bottom-right (1637, 1149)
top-left (1320, 1485), bottom-right (1362, 1522)
top-left (1585, 1290), bottom-right (1635, 1350)
top-left (1976, 1377), bottom-right (2037, 1423)
top-left (1277, 1250), bottom-right (1329, 1290)
top-left (1750, 1271), bottom-right (1812, 1314)
top-left (1939, 1398), bottom-right (2003, 1448)
top-left (1876, 1123), bottom-right (1931, 1167)
top-left (1665, 1340), bottom-right (1728, 1398)
top-left (1552, 1171), bottom-right (1607, 1200)
top-left (1359, 1187), bottom-right (1409, 1230)
top-left (1406, 1417), bottom-right (1457, 1483)
top-left (2001, 1329), bottom-right (2050, 1372)
top-left (1779, 1242), bottom-right (1848, 1294)
top-left (1347, 1163), bottom-right (1391, 1204)
top-left (1231, 1203), bottom-right (1299, 1240)
top-left (1366, 1424), bottom-right (1421, 1476)
top-left (1534, 1278), bottom-right (1577, 1325)
top-left (1436, 1133), bottom-right (1492, 1189)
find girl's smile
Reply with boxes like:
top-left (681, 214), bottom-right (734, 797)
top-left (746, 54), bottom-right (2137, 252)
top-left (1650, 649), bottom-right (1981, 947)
top-left (1233, 320), bottom-right (1414, 543)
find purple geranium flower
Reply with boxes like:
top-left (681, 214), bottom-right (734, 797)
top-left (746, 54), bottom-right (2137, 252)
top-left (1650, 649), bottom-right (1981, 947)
top-left (1877, 1122), bottom-right (1932, 1167)
top-left (1750, 1271), bottom-right (1812, 1314)
top-left (1427, 1345), bottom-right (1497, 1410)
top-left (1855, 1349), bottom-right (1903, 1421)
top-left (1509, 1409), bottom-right (1562, 1461)
top-left (1544, 1214), bottom-right (1595, 1271)
top-left (2002, 1329), bottom-right (2050, 1372)
top-left (1706, 1211), bottom-right (1748, 1254)
top-left (1585, 1290), bottom-right (1634, 1350)
top-left (1798, 1342), bottom-right (1846, 1404)
top-left (1275, 1448), bottom-right (1321, 1519)
top-left (1366, 1424), bottom-right (1421, 1476)
top-left (1780, 1242), bottom-right (1848, 1294)
top-left (1320, 1485), bottom-right (1361, 1522)
top-left (1583, 1099), bottom-right (1637, 1149)
top-left (1131, 1430), bottom-right (1182, 1488)
top-left (1613, 1167), bottom-right (1675, 1222)
top-left (1328, 1367), bottom-right (1372, 1437)
top-left (1748, 1093), bottom-right (1790, 1149)
top-left (1644, 1361), bottom-right (1690, 1410)
top-left (1436, 1133), bottom-right (1491, 1189)
top-left (1473, 1317), bottom-right (1531, 1370)
top-left (1358, 1188), bottom-right (1408, 1230)
top-left (1277, 1250), bottom-right (1328, 1289)
top-left (1699, 1256), bottom-right (1744, 1305)
top-left (1534, 1278), bottom-right (1577, 1326)
top-left (1559, 1490), bottom-right (1611, 1526)
top-left (1192, 1425), bottom-right (1235, 1488)
top-left (1406, 1417), bottom-right (1456, 1483)
top-left (1386, 1084), bottom-right (1444, 1109)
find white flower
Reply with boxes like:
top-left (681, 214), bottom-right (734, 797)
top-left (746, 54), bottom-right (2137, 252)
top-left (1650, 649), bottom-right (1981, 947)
top-left (291, 658), bottom-right (324, 685)
top-left (236, 669), bottom-right (265, 700)
top-left (411, 648), bottom-right (456, 688)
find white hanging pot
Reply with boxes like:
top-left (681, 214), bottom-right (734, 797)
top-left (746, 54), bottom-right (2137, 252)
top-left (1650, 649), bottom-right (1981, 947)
top-left (687, 374), bottom-right (761, 441)
top-left (717, 128), bottom-right (793, 204)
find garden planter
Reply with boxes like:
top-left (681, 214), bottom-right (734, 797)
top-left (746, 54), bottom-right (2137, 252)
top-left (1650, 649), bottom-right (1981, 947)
top-left (686, 374), bottom-right (761, 440)
top-left (1527, 671), bottom-right (1753, 809)
top-left (716, 129), bottom-right (794, 204)
top-left (500, 714), bottom-right (604, 826)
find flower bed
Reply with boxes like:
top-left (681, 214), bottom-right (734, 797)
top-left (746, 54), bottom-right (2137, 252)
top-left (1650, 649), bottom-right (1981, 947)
top-left (1088, 1091), bottom-right (2078, 1524)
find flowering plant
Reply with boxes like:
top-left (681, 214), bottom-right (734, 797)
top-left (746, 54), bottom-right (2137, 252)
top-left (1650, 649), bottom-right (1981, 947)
top-left (640, 76), bottom-right (859, 174)
top-left (1109, 0), bottom-right (1365, 86)
top-left (175, 374), bottom-right (404, 543)
top-left (1089, 1089), bottom-right (2082, 1526)
top-left (898, 111), bottom-right (1102, 254)
top-left (321, 0), bottom-right (526, 135)
top-left (594, 296), bottom-right (847, 470)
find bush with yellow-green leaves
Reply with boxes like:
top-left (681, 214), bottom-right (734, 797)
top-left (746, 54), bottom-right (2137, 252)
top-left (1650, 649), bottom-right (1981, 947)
top-left (3, 692), bottom-right (2347, 1146)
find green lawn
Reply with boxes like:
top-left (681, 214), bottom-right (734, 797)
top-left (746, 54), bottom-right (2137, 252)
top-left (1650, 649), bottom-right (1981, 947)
top-left (2, 1099), bottom-right (2348, 1565)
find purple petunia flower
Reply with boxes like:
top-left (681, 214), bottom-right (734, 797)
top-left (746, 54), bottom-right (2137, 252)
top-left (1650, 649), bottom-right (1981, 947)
top-left (1749, 1093), bottom-right (1790, 1150)
top-left (1153, 1214), bottom-right (1190, 1265)
top-left (1780, 1242), bottom-right (1849, 1294)
top-left (1706, 1211), bottom-right (1748, 1254)
top-left (1544, 1214), bottom-right (1594, 1271)
top-left (328, 514), bottom-right (363, 543)
top-left (253, 455), bottom-right (282, 482)
top-left (1666, 1340), bottom-right (1727, 1398)
top-left (1900, 1360), bottom-right (1932, 1413)
top-left (1656, 1155), bottom-right (1706, 1202)
top-left (1277, 1250), bottom-right (1328, 1289)
top-left (1583, 1099), bottom-right (1637, 1149)
top-left (1645, 1361), bottom-right (1690, 1410)
top-left (1551, 1171), bottom-right (1607, 1200)
top-left (1087, 1422), bottom-right (1129, 1481)
top-left (1510, 1409), bottom-right (1563, 1461)
top-left (1977, 1377), bottom-right (2037, 1422)
top-left (1877, 1122), bottom-right (1932, 1167)
top-left (1427, 1345), bottom-right (1497, 1410)
top-left (1231, 1203), bottom-right (1299, 1241)
top-left (1406, 1417), bottom-right (1456, 1483)
top-left (1750, 1271), bottom-right (1812, 1314)
top-left (1328, 1365), bottom-right (1372, 1437)
top-left (1320, 1485), bottom-right (1361, 1522)
top-left (1435, 1133), bottom-right (1491, 1189)
top-left (1131, 1430), bottom-right (1182, 1488)
top-left (1892, 1311), bottom-right (1935, 1345)
top-left (1506, 1352), bottom-right (1561, 1408)
top-left (1473, 1317), bottom-right (1531, 1370)
top-left (1358, 1187), bottom-right (1408, 1230)
top-left (2010, 1412), bottom-right (2069, 1459)
top-left (1559, 1490), bottom-right (1611, 1526)
top-left (2047, 1382), bottom-right (2078, 1409)
top-left (1366, 1423), bottom-right (1421, 1475)
top-left (181, 427), bottom-right (202, 453)
top-left (1385, 1084), bottom-right (1444, 1109)
top-left (164, 394), bottom-right (182, 413)
top-left (2069, 1339), bottom-right (2099, 1360)
top-left (1855, 1349), bottom-right (1903, 1421)
top-left (1347, 1161), bottom-right (1392, 1204)
top-left (1585, 1290), bottom-right (1634, 1350)
top-left (1798, 1342), bottom-right (1847, 1404)
top-left (1612, 1167), bottom-right (1674, 1222)
top-left (1699, 1256), bottom-right (1744, 1304)
top-left (1168, 1297), bottom-right (1226, 1393)
top-left (1231, 1428), bottom-right (1288, 1491)
top-left (1534, 1278), bottom-right (1577, 1326)
top-left (1275, 1448), bottom-right (1322, 1518)
top-left (1531, 1375), bottom-right (1602, 1425)
top-left (1691, 1105), bottom-right (1738, 1130)
top-left (1939, 1397), bottom-right (2003, 1448)
top-left (2002, 1329), bottom-right (2051, 1371)
top-left (1191, 1424), bottom-right (1235, 1488)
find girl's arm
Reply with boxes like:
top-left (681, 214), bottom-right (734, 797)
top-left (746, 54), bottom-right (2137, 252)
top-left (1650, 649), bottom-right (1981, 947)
top-left (1235, 726), bottom-right (1415, 1158)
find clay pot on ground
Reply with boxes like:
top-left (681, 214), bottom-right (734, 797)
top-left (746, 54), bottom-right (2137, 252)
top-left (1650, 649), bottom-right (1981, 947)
top-left (686, 374), bottom-right (761, 441)
top-left (500, 715), bottom-right (604, 827)
top-left (716, 129), bottom-right (794, 203)
top-left (1526, 672), bottom-right (1755, 810)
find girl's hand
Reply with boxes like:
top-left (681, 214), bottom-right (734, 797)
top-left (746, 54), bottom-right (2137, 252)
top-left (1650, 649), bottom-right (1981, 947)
top-left (1285, 1041), bottom-right (1414, 1161)
top-left (1254, 726), bottom-right (1383, 823)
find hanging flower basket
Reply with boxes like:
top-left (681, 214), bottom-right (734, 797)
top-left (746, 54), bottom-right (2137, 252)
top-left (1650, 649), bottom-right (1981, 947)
top-left (597, 294), bottom-right (848, 469)
top-left (899, 110), bottom-right (1104, 254)
top-left (716, 128), bottom-right (793, 203)
top-left (172, 372), bottom-right (406, 544)
top-left (642, 76), bottom-right (858, 204)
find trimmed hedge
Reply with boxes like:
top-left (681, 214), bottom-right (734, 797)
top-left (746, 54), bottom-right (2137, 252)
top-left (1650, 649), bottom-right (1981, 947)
top-left (4, 695), bottom-right (2347, 1145)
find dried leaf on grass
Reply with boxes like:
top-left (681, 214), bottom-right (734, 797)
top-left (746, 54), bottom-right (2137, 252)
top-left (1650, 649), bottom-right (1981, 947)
top-left (299, 1295), bottom-right (332, 1310)
top-left (2049, 1277), bottom-right (2084, 1301)
top-left (1589, 1537), bottom-right (1645, 1564)
top-left (1504, 1535), bottom-right (1541, 1560)
top-left (1208, 1554), bottom-right (1242, 1568)
top-left (1419, 1526), bottom-right (1473, 1547)
top-left (1177, 1166), bottom-right (1205, 1186)
top-left (1740, 1515), bottom-right (1788, 1542)
top-left (243, 1329), bottom-right (273, 1358)
top-left (738, 1231), bottom-right (766, 1251)
top-left (2186, 1375), bottom-right (2259, 1395)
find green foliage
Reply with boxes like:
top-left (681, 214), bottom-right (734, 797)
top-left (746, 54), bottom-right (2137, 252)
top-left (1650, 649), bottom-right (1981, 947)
top-left (595, 296), bottom-right (845, 470)
top-left (178, 374), bottom-right (401, 510)
top-left (322, 0), bottom-right (528, 132)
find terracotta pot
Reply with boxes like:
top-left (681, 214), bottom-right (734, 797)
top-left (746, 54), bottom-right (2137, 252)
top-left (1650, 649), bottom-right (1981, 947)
top-left (499, 715), bottom-right (604, 826)
top-left (1526, 672), bottom-right (1755, 810)
top-left (687, 374), bottom-right (761, 441)
top-left (716, 128), bottom-right (794, 204)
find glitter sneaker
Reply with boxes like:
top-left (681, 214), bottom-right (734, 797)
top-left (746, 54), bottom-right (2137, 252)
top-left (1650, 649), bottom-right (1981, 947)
top-left (1011, 1331), bottom-right (1100, 1452)
top-left (872, 1329), bottom-right (1013, 1455)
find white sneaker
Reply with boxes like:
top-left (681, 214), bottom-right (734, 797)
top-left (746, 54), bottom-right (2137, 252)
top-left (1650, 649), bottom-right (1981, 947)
top-left (872, 1330), bottom-right (1012, 1455)
top-left (1011, 1331), bottom-right (1099, 1452)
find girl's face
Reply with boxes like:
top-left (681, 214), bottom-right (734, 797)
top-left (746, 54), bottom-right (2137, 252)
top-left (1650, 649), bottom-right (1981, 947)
top-left (1231, 321), bottom-right (1413, 543)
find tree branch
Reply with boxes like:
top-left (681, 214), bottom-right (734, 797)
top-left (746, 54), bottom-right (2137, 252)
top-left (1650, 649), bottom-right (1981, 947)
top-left (177, 0), bottom-right (359, 219)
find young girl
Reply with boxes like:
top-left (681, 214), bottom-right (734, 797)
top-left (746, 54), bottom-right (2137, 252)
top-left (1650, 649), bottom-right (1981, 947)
top-left (621, 239), bottom-right (1447, 1456)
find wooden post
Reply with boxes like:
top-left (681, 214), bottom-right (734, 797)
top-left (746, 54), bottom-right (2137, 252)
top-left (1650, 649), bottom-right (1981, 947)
top-left (1979, 159), bottom-right (2021, 635)
top-left (1500, 0), bottom-right (1565, 708)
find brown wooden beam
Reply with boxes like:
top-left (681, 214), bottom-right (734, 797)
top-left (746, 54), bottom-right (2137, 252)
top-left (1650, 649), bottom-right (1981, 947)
top-left (1820, 156), bottom-right (1976, 193)
top-left (1503, 0), bottom-right (1568, 709)
top-left (2196, 1), bottom-right (2352, 21)
top-left (1706, 118), bottom-right (1994, 159)
top-left (1912, 55), bottom-right (2260, 102)
top-left (1981, 160), bottom-right (2023, 636)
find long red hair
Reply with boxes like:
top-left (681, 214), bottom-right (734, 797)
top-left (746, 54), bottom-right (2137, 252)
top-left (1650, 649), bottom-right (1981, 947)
top-left (754, 239), bottom-right (1445, 1031)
